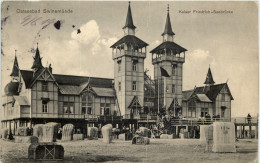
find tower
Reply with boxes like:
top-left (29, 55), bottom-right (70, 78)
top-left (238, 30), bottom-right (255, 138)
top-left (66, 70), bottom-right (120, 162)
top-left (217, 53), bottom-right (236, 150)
top-left (10, 51), bottom-right (19, 81)
top-left (31, 43), bottom-right (44, 73)
top-left (150, 5), bottom-right (187, 116)
top-left (204, 66), bottom-right (215, 86)
top-left (204, 66), bottom-right (215, 92)
top-left (111, 2), bottom-right (148, 118)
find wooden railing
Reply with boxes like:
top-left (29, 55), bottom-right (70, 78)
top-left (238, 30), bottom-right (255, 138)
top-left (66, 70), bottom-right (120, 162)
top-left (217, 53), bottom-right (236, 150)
top-left (112, 50), bottom-right (146, 59)
top-left (232, 117), bottom-right (258, 125)
top-left (171, 118), bottom-right (231, 126)
top-left (152, 55), bottom-right (185, 63)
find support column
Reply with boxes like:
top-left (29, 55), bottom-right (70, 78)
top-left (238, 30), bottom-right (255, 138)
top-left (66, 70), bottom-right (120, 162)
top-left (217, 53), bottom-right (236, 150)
top-left (249, 125), bottom-right (252, 138)
top-left (242, 125), bottom-right (245, 138)
top-left (239, 125), bottom-right (242, 138)
top-left (235, 124), bottom-right (237, 139)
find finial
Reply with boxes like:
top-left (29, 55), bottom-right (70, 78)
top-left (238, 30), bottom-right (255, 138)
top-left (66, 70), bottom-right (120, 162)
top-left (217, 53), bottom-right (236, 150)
top-left (129, 1), bottom-right (130, 5)
top-left (167, 4), bottom-right (169, 13)
top-left (15, 49), bottom-right (17, 56)
top-left (37, 42), bottom-right (38, 48)
top-left (209, 64), bottom-right (210, 68)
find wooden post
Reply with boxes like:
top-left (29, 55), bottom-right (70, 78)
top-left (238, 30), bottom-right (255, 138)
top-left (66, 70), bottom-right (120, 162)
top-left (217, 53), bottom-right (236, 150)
top-left (235, 124), bottom-right (237, 139)
top-left (239, 125), bottom-right (242, 138)
top-left (242, 125), bottom-right (245, 138)
top-left (255, 125), bottom-right (258, 139)
top-left (249, 125), bottom-right (252, 138)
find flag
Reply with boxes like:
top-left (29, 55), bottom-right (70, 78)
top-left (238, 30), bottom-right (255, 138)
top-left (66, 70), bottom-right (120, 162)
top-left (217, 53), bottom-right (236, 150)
top-left (160, 67), bottom-right (170, 77)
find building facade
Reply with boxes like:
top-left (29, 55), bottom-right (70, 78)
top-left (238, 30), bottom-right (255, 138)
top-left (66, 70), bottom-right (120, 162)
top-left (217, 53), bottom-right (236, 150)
top-left (1, 3), bottom-right (233, 135)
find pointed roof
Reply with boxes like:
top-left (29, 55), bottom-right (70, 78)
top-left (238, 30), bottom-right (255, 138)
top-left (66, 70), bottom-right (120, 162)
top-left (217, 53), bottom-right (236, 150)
top-left (31, 43), bottom-right (44, 69)
top-left (204, 67), bottom-right (215, 85)
top-left (150, 41), bottom-right (187, 54)
top-left (123, 2), bottom-right (136, 29)
top-left (162, 6), bottom-right (175, 36)
top-left (10, 54), bottom-right (19, 77)
top-left (128, 96), bottom-right (142, 108)
top-left (110, 35), bottom-right (148, 49)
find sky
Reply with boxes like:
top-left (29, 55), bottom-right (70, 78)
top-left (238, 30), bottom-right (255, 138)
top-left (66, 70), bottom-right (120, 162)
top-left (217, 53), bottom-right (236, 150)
top-left (1, 1), bottom-right (258, 117)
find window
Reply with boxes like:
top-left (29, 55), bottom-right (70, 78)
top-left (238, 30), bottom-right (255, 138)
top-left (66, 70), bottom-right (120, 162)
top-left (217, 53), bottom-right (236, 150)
top-left (221, 94), bottom-right (225, 101)
top-left (82, 106), bottom-right (86, 114)
top-left (132, 59), bottom-right (138, 71)
top-left (188, 100), bottom-right (196, 117)
top-left (100, 104), bottom-right (105, 115)
top-left (201, 108), bottom-right (209, 117)
top-left (87, 107), bottom-right (92, 114)
top-left (81, 94), bottom-right (93, 115)
top-left (42, 81), bottom-right (48, 91)
top-left (42, 100), bottom-right (48, 113)
top-left (172, 64), bottom-right (177, 75)
top-left (118, 61), bottom-right (121, 72)
top-left (172, 84), bottom-right (175, 93)
top-left (221, 106), bottom-right (226, 118)
top-left (132, 81), bottom-right (137, 91)
top-left (87, 103), bottom-right (92, 114)
top-left (105, 104), bottom-right (110, 115)
top-left (64, 102), bottom-right (74, 114)
top-left (100, 103), bottom-right (110, 115)
top-left (118, 82), bottom-right (121, 91)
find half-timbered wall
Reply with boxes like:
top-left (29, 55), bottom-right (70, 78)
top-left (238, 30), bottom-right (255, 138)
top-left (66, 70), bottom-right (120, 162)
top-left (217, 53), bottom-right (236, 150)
top-left (31, 81), bottom-right (59, 118)
top-left (215, 86), bottom-right (231, 121)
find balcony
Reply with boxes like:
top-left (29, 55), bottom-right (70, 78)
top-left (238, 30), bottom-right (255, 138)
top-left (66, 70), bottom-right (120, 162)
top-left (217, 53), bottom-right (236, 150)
top-left (123, 114), bottom-right (157, 121)
top-left (152, 55), bottom-right (185, 64)
top-left (171, 117), bottom-right (231, 126)
top-left (84, 114), bottom-right (98, 122)
top-left (98, 115), bottom-right (122, 122)
top-left (112, 50), bottom-right (146, 59)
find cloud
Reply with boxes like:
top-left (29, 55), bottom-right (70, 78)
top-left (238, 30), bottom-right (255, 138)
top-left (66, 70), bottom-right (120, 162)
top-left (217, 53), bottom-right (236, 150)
top-left (71, 20), bottom-right (100, 45)
top-left (183, 49), bottom-right (216, 90)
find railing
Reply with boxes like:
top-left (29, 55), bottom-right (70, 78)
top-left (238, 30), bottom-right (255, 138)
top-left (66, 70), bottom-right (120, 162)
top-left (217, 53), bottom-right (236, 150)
top-left (98, 115), bottom-right (122, 121)
top-left (152, 55), bottom-right (185, 63)
top-left (123, 114), bottom-right (157, 121)
top-left (171, 118), bottom-right (231, 126)
top-left (232, 117), bottom-right (258, 125)
top-left (112, 50), bottom-right (146, 59)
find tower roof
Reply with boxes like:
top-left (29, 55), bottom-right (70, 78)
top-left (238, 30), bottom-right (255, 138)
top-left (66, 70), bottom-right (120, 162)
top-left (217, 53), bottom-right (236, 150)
top-left (162, 6), bottom-right (175, 36)
top-left (150, 41), bottom-right (187, 54)
top-left (123, 2), bottom-right (136, 29)
top-left (110, 35), bottom-right (148, 49)
top-left (10, 53), bottom-right (19, 77)
top-left (204, 67), bottom-right (215, 85)
top-left (31, 44), bottom-right (44, 70)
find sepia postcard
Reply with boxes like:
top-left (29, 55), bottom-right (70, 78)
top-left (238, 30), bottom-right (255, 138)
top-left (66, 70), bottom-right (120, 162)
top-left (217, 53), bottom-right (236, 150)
top-left (0, 1), bottom-right (258, 163)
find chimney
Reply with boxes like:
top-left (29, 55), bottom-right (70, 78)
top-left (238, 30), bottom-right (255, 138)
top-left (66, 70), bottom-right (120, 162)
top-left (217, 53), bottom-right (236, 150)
top-left (49, 64), bottom-right (52, 73)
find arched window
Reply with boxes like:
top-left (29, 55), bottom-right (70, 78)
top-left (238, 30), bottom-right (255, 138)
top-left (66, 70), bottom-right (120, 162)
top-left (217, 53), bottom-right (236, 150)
top-left (188, 100), bottom-right (196, 118)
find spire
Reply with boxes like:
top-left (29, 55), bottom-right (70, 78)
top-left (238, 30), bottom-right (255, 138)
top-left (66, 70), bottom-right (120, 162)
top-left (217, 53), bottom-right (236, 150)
top-left (162, 4), bottom-right (175, 36)
top-left (10, 50), bottom-right (19, 77)
top-left (123, 2), bottom-right (136, 29)
top-left (31, 43), bottom-right (44, 70)
top-left (204, 66), bottom-right (215, 85)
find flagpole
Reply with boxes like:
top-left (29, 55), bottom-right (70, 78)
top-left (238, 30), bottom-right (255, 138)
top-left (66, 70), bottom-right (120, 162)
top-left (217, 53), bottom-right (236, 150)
top-left (164, 76), bottom-right (166, 109)
top-left (158, 71), bottom-right (160, 114)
